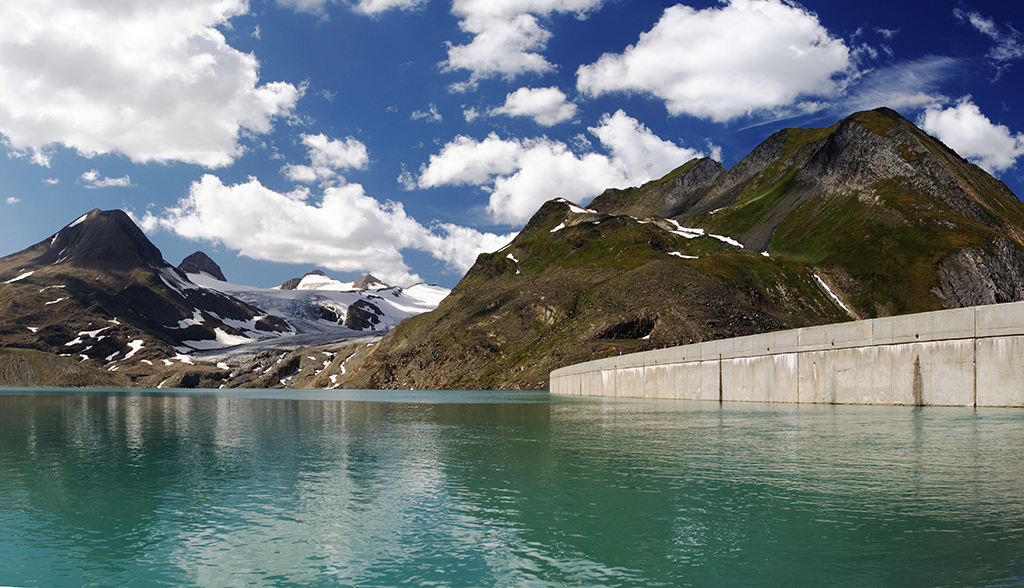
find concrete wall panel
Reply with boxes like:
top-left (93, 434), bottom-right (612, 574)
top-left (772, 354), bottom-right (800, 403)
top-left (549, 301), bottom-right (1024, 407)
top-left (700, 360), bottom-right (721, 402)
top-left (889, 308), bottom-right (975, 345)
top-left (797, 351), bottom-right (829, 404)
top-left (976, 336), bottom-right (1024, 407)
top-left (977, 302), bottom-right (1024, 338)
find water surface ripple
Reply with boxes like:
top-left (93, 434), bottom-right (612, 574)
top-left (1, 389), bottom-right (1022, 587)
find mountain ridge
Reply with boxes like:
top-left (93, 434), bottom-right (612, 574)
top-left (330, 108), bottom-right (1024, 389)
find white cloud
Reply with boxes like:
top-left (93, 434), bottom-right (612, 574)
top-left (79, 170), bottom-right (133, 189)
top-left (0, 0), bottom-right (300, 168)
top-left (282, 134), bottom-right (369, 186)
top-left (576, 0), bottom-right (852, 122)
top-left (411, 104), bottom-right (444, 123)
top-left (837, 57), bottom-right (954, 114)
top-left (140, 175), bottom-right (516, 286)
top-left (919, 99), bottom-right (1024, 174)
top-left (488, 87), bottom-right (577, 126)
top-left (351, 0), bottom-right (428, 16)
top-left (955, 9), bottom-right (1024, 65)
top-left (277, 0), bottom-right (427, 17)
top-left (443, 0), bottom-right (603, 91)
top-left (417, 110), bottom-right (709, 224)
top-left (276, 0), bottom-right (329, 15)
top-left (43, 178), bottom-right (60, 185)
top-left (6, 197), bottom-right (20, 204)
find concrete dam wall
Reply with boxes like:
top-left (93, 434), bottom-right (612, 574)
top-left (549, 301), bottom-right (1024, 407)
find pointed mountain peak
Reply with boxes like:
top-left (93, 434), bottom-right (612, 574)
top-left (353, 274), bottom-right (388, 290)
top-left (6, 208), bottom-right (168, 273)
top-left (178, 251), bottom-right (227, 282)
top-left (589, 157), bottom-right (725, 218)
top-left (65, 208), bottom-right (103, 229)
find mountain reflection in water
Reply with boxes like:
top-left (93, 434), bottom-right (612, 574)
top-left (1, 390), bottom-right (1022, 587)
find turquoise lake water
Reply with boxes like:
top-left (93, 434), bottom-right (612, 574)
top-left (1, 388), bottom-right (1023, 587)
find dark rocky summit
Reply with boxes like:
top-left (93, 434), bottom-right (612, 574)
top-left (178, 251), bottom-right (227, 282)
top-left (353, 274), bottom-right (387, 290)
top-left (0, 209), bottom-right (288, 378)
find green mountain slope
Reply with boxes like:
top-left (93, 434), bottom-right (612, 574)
top-left (335, 108), bottom-right (1024, 390)
top-left (677, 108), bottom-right (1024, 316)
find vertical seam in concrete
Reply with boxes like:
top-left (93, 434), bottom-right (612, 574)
top-left (796, 348), bottom-right (801, 404)
top-left (973, 306), bottom-right (978, 408)
top-left (718, 354), bottom-right (723, 403)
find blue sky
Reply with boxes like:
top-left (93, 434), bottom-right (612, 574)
top-left (1, 0), bottom-right (1022, 288)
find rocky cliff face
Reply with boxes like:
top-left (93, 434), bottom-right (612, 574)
top-left (932, 238), bottom-right (1024, 308)
top-left (589, 157), bottom-right (725, 219)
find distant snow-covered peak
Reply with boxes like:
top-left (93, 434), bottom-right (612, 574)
top-left (295, 272), bottom-right (355, 291)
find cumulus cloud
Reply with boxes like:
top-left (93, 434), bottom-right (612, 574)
top-left (6, 197), bottom-right (20, 204)
top-left (0, 0), bottom-right (300, 168)
top-left (489, 87), bottom-right (578, 126)
top-left (576, 0), bottom-right (852, 122)
top-left (282, 134), bottom-right (369, 186)
top-left (79, 170), bottom-right (133, 189)
top-left (443, 0), bottom-right (603, 91)
top-left (417, 110), bottom-right (710, 224)
top-left (919, 99), bottom-right (1024, 174)
top-left (139, 175), bottom-right (516, 286)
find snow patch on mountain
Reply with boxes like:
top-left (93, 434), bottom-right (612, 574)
top-left (3, 271), bottom-right (34, 284)
top-left (124, 340), bottom-right (145, 360)
top-left (183, 328), bottom-right (258, 350)
top-left (709, 234), bottom-right (744, 248)
top-left (157, 266), bottom-right (198, 296)
top-left (68, 214), bottom-right (89, 228)
top-left (813, 272), bottom-right (854, 317)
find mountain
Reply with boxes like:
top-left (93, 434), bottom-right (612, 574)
top-left (331, 108), bottom-right (1024, 390)
top-left (353, 274), bottom-right (388, 290)
top-left (189, 270), bottom-right (448, 335)
top-left (0, 209), bottom-right (290, 375)
top-left (278, 269), bottom-right (327, 290)
top-left (178, 251), bottom-right (227, 282)
top-left (0, 210), bottom-right (451, 387)
top-left (594, 107), bottom-right (1024, 316)
top-left (278, 270), bottom-right (390, 292)
top-left (0, 347), bottom-right (131, 387)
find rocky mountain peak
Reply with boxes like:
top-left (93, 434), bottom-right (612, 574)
top-left (589, 157), bottom-right (725, 218)
top-left (178, 251), bottom-right (226, 282)
top-left (3, 208), bottom-right (168, 273)
top-left (353, 274), bottom-right (388, 290)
